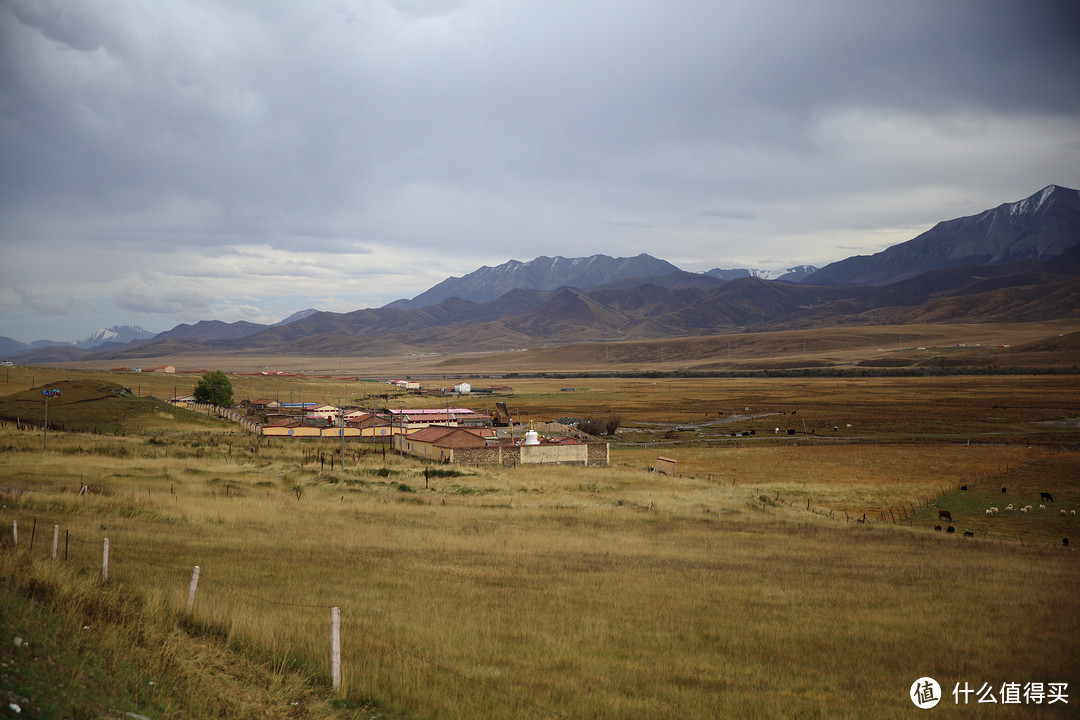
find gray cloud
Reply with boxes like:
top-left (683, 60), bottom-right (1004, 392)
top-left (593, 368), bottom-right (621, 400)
top-left (2, 0), bottom-right (1079, 342)
top-left (14, 287), bottom-right (100, 317)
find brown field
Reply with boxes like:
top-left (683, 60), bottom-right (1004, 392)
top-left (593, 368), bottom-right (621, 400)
top-left (34, 319), bottom-right (1080, 378)
top-left (2, 338), bottom-right (1079, 719)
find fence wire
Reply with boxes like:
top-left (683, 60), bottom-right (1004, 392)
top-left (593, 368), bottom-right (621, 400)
top-left (4, 513), bottom-right (566, 719)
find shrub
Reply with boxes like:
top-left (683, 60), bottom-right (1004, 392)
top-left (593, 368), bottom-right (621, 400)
top-left (425, 468), bottom-right (472, 478)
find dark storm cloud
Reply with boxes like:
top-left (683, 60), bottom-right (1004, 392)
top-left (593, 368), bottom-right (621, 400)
top-left (1, 0), bottom-right (1079, 341)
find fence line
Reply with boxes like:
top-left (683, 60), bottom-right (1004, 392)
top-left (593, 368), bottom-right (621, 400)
top-left (3, 514), bottom-right (563, 717)
top-left (757, 461), bottom-right (1033, 529)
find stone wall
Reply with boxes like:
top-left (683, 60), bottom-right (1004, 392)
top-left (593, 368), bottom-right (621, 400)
top-left (520, 444), bottom-right (588, 465)
top-left (448, 443), bottom-right (608, 467)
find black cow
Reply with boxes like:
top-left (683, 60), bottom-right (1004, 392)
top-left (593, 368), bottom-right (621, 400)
top-left (1041, 492), bottom-right (1054, 502)
top-left (946, 526), bottom-right (956, 534)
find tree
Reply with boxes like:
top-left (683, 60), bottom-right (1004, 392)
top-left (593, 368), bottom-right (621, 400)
top-left (193, 370), bottom-right (234, 407)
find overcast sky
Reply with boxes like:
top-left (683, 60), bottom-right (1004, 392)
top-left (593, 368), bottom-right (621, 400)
top-left (2, 0), bottom-right (1079, 343)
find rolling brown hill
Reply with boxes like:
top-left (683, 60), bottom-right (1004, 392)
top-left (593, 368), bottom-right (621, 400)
top-left (79, 247), bottom-right (1079, 360)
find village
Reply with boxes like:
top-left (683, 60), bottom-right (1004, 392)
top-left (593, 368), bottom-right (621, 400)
top-left (169, 378), bottom-right (610, 467)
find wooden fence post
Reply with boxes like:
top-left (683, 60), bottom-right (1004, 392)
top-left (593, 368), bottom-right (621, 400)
top-left (52, 525), bottom-right (59, 560)
top-left (11, 519), bottom-right (16, 545)
top-left (331, 606), bottom-right (341, 691)
top-left (187, 565), bottom-right (201, 613)
top-left (102, 538), bottom-right (109, 583)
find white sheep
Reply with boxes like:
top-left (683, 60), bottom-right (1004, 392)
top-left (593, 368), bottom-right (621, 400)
top-left (1006, 504), bottom-right (1014, 512)
top-left (1062, 510), bottom-right (1069, 516)
top-left (1072, 510), bottom-right (1076, 517)
top-left (990, 507), bottom-right (998, 514)
top-left (1024, 505), bottom-right (1033, 511)
top-left (1039, 504), bottom-right (1046, 510)
top-left (985, 508), bottom-right (992, 516)
top-left (1020, 507), bottom-right (1028, 513)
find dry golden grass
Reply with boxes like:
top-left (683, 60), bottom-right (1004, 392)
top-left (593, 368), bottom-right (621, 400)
top-left (4, 421), bottom-right (1079, 719)
top-left (2, 367), bottom-right (1079, 718)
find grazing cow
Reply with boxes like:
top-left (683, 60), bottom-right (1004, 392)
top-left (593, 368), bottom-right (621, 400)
top-left (938, 509), bottom-right (953, 522)
top-left (963, 531), bottom-right (974, 538)
top-left (934, 525), bottom-right (942, 532)
top-left (946, 526), bottom-right (955, 534)
top-left (960, 485), bottom-right (968, 491)
top-left (1041, 492), bottom-right (1054, 502)
top-left (1002, 486), bottom-right (1007, 494)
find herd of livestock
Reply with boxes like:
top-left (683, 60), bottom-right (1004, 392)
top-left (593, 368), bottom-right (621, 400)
top-left (934, 488), bottom-right (1074, 547)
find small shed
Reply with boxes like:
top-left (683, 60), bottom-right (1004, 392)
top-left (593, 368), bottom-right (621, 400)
top-left (655, 456), bottom-right (677, 476)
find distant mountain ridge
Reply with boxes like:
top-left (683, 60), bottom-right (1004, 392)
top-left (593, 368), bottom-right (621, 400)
top-left (706, 265), bottom-right (818, 282)
top-left (398, 253), bottom-right (683, 308)
top-left (275, 309), bottom-right (320, 325)
top-left (77, 325), bottom-right (155, 349)
top-left (803, 184), bottom-right (1080, 285)
top-left (83, 246), bottom-right (1078, 360)
top-left (6, 184), bottom-right (1079, 362)
top-left (1, 325), bottom-right (154, 356)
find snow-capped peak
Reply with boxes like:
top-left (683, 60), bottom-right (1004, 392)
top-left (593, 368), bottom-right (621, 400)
top-left (77, 325), bottom-right (154, 349)
top-left (705, 265), bottom-right (818, 282)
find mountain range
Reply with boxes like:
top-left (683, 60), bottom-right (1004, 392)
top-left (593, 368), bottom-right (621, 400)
top-left (4, 184), bottom-right (1078, 362)
top-left (802, 184), bottom-right (1080, 285)
top-left (0, 325), bottom-right (155, 356)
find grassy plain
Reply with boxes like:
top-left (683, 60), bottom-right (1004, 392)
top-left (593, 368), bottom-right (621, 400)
top-left (1, 362), bottom-right (1079, 719)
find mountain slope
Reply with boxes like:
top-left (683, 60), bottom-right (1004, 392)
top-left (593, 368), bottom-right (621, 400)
top-left (83, 245), bottom-right (1079, 359)
top-left (706, 265), bottom-right (818, 282)
top-left (77, 325), bottom-right (155, 349)
top-left (0, 336), bottom-right (29, 356)
top-left (804, 184), bottom-right (1080, 286)
top-left (30, 186), bottom-right (1080, 361)
top-left (402, 253), bottom-right (682, 307)
top-left (152, 320), bottom-right (269, 342)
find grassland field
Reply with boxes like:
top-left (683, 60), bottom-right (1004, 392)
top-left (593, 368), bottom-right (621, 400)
top-left (1, 359), bottom-right (1079, 719)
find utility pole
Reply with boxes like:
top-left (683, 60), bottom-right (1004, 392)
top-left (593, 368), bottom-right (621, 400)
top-left (338, 415), bottom-right (346, 470)
top-left (42, 388), bottom-right (59, 451)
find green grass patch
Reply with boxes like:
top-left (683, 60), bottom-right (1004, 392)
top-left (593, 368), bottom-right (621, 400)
top-left (0, 553), bottom-right (362, 719)
top-left (0, 379), bottom-right (222, 435)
